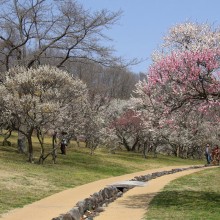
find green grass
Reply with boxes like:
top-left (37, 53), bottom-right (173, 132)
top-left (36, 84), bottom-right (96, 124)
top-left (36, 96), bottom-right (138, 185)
top-left (145, 167), bottom-right (220, 220)
top-left (0, 133), bottom-right (203, 216)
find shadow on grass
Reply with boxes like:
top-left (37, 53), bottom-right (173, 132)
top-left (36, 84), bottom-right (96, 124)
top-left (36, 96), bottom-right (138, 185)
top-left (118, 190), bottom-right (220, 212)
top-left (0, 145), bottom-right (18, 153)
top-left (149, 190), bottom-right (220, 209)
top-left (119, 190), bottom-right (220, 208)
top-left (118, 190), bottom-right (220, 219)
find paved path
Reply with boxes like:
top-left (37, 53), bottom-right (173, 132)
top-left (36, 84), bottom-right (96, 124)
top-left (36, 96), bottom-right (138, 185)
top-left (0, 165), bottom-right (212, 220)
top-left (95, 166), bottom-right (213, 220)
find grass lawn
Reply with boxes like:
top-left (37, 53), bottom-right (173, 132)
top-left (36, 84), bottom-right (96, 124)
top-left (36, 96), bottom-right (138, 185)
top-left (145, 167), bottom-right (220, 220)
top-left (0, 133), bottom-right (203, 216)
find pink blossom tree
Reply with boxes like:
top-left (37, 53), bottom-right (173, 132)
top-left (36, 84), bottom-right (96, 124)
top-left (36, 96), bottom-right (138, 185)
top-left (147, 48), bottom-right (220, 113)
top-left (109, 109), bottom-right (143, 152)
top-left (132, 22), bottom-right (220, 157)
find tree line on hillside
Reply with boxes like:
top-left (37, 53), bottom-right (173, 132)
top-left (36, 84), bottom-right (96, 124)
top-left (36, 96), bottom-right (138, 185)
top-left (0, 0), bottom-right (140, 163)
top-left (0, 0), bottom-right (219, 163)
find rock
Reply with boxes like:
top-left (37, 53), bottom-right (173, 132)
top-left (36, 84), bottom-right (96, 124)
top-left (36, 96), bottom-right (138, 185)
top-left (102, 203), bottom-right (107, 207)
top-left (51, 216), bottom-right (63, 220)
top-left (95, 207), bottom-right (105, 213)
top-left (84, 198), bottom-right (93, 211)
top-left (68, 207), bottom-right (81, 220)
top-left (62, 213), bottom-right (74, 220)
top-left (117, 191), bottom-right (123, 197)
top-left (76, 200), bottom-right (86, 215)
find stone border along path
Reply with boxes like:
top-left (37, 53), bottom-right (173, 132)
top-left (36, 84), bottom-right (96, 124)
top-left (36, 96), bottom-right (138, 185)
top-left (0, 165), bottom-right (214, 220)
top-left (52, 165), bottom-right (207, 220)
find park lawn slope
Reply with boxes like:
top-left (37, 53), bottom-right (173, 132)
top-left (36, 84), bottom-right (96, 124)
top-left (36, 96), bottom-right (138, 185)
top-left (145, 167), bottom-right (220, 220)
top-left (0, 134), bottom-right (203, 216)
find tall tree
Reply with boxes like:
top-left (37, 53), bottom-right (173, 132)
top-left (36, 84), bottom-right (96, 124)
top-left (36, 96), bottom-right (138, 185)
top-left (0, 0), bottom-right (131, 74)
top-left (152, 22), bottom-right (220, 62)
top-left (0, 65), bottom-right (87, 162)
top-left (0, 0), bottom-right (137, 154)
top-left (148, 49), bottom-right (220, 112)
top-left (131, 22), bottom-right (220, 157)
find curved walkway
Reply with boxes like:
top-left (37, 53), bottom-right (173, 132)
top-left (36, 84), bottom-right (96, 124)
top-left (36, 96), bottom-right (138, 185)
top-left (0, 165), bottom-right (213, 220)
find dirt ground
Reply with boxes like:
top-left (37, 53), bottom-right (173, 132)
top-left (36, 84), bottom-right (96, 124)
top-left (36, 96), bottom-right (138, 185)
top-left (0, 165), bottom-right (212, 220)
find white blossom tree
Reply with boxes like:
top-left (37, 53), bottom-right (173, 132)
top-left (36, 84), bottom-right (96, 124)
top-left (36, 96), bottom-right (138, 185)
top-left (0, 0), bottom-right (139, 153)
top-left (152, 22), bottom-right (220, 62)
top-left (163, 22), bottom-right (220, 52)
top-left (99, 99), bottom-right (130, 150)
top-left (0, 65), bottom-right (87, 162)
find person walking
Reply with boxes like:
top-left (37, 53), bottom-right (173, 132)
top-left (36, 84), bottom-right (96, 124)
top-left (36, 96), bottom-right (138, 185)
top-left (60, 138), bottom-right (67, 155)
top-left (205, 144), bottom-right (211, 165)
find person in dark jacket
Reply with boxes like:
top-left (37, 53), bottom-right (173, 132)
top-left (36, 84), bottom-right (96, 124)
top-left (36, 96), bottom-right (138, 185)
top-left (60, 138), bottom-right (67, 155)
top-left (205, 144), bottom-right (211, 165)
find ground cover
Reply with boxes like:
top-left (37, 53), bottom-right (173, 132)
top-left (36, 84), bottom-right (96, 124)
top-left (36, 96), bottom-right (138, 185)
top-left (0, 134), bottom-right (203, 216)
top-left (145, 167), bottom-right (220, 220)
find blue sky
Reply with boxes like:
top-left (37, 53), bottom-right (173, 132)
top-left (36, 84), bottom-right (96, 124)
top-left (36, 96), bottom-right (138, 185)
top-left (79, 0), bottom-right (220, 73)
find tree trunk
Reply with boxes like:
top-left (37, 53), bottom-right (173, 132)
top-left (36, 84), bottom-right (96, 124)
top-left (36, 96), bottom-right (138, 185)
top-left (2, 129), bottom-right (12, 146)
top-left (17, 121), bottom-right (27, 153)
top-left (176, 146), bottom-right (180, 158)
top-left (90, 147), bottom-right (95, 155)
top-left (37, 129), bottom-right (45, 164)
top-left (143, 142), bottom-right (149, 159)
top-left (38, 148), bottom-right (45, 164)
top-left (27, 130), bottom-right (34, 163)
top-left (17, 131), bottom-right (26, 153)
top-left (52, 132), bottom-right (57, 164)
top-left (122, 137), bottom-right (131, 151)
top-left (76, 140), bottom-right (80, 148)
top-left (153, 144), bottom-right (157, 158)
top-left (131, 137), bottom-right (139, 152)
